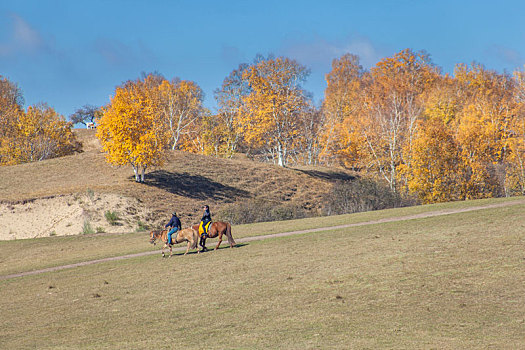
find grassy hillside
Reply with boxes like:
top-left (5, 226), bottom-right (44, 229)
top-left (0, 129), bottom-right (357, 229)
top-left (1, 198), bottom-right (524, 348)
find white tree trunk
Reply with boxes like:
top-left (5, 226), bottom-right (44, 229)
top-left (277, 142), bottom-right (286, 167)
top-left (140, 167), bottom-right (146, 183)
top-left (132, 165), bottom-right (140, 182)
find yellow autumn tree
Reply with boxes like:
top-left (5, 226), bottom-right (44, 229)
top-left (181, 111), bottom-right (231, 156)
top-left (506, 68), bottom-right (525, 194)
top-left (214, 63), bottom-right (250, 157)
top-left (454, 63), bottom-right (517, 198)
top-left (157, 79), bottom-right (204, 150)
top-left (0, 76), bottom-right (24, 165)
top-left (403, 77), bottom-right (464, 203)
top-left (320, 53), bottom-right (364, 166)
top-left (294, 105), bottom-right (322, 165)
top-left (1, 102), bottom-right (78, 165)
top-left (96, 74), bottom-right (170, 182)
top-left (347, 49), bottom-right (438, 191)
top-left (240, 56), bottom-right (311, 166)
top-left (0, 76), bottom-right (24, 130)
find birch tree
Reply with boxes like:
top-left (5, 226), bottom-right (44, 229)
top-left (158, 79), bottom-right (204, 150)
top-left (240, 56), bottom-right (311, 167)
top-left (96, 74), bottom-right (169, 182)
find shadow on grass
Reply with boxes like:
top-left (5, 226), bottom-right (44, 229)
top-left (295, 169), bottom-right (356, 182)
top-left (168, 242), bottom-right (249, 257)
top-left (140, 170), bottom-right (250, 201)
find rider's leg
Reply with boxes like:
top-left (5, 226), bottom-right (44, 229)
top-left (199, 233), bottom-right (208, 251)
top-left (167, 227), bottom-right (176, 245)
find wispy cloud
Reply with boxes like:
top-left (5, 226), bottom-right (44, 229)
top-left (486, 44), bottom-right (524, 67)
top-left (93, 37), bottom-right (157, 67)
top-left (220, 44), bottom-right (244, 66)
top-left (0, 13), bottom-right (45, 56)
top-left (93, 38), bottom-right (133, 65)
top-left (12, 14), bottom-right (43, 49)
top-left (279, 35), bottom-right (384, 69)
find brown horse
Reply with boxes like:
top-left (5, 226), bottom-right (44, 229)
top-left (149, 227), bottom-right (199, 257)
top-left (192, 221), bottom-right (236, 251)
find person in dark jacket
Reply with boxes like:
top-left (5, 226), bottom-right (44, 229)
top-left (165, 212), bottom-right (182, 246)
top-left (199, 205), bottom-right (212, 250)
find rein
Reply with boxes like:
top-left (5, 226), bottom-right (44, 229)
top-left (150, 230), bottom-right (162, 244)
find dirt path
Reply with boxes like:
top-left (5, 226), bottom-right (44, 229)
top-left (2, 200), bottom-right (524, 281)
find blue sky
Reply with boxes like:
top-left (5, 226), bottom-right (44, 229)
top-left (1, 0), bottom-right (525, 119)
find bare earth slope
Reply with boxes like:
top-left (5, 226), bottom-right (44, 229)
top-left (0, 129), bottom-right (350, 239)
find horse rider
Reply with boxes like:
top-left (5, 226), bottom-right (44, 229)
top-left (199, 205), bottom-right (212, 250)
top-left (165, 211), bottom-right (182, 246)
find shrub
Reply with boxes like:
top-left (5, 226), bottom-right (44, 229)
top-left (104, 210), bottom-right (120, 225)
top-left (136, 220), bottom-right (148, 231)
top-left (322, 178), bottom-right (415, 216)
top-left (218, 198), bottom-right (311, 225)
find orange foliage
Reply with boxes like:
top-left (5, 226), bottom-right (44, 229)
top-left (0, 102), bottom-right (78, 165)
top-left (240, 57), bottom-right (310, 166)
top-left (96, 74), bottom-right (170, 182)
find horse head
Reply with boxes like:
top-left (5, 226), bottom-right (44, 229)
top-left (149, 230), bottom-right (160, 245)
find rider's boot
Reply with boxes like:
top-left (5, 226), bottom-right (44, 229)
top-left (200, 235), bottom-right (208, 251)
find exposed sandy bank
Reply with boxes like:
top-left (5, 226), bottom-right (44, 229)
top-left (0, 192), bottom-right (153, 240)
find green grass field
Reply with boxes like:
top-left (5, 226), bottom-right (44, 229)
top-left (1, 198), bottom-right (525, 349)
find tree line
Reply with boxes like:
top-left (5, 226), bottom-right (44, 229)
top-left (0, 77), bottom-right (80, 165)
top-left (321, 50), bottom-right (525, 203)
top-left (2, 49), bottom-right (525, 203)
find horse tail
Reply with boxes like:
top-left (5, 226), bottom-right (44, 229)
top-left (225, 222), bottom-right (236, 247)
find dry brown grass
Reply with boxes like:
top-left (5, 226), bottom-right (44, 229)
top-left (0, 200), bottom-right (524, 349)
top-left (3, 130), bottom-right (524, 348)
top-left (0, 129), bottom-right (353, 228)
top-left (1, 196), bottom-right (522, 277)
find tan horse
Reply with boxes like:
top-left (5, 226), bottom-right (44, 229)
top-left (192, 221), bottom-right (236, 251)
top-left (149, 227), bottom-right (199, 257)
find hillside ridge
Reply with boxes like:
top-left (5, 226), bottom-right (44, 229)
top-left (0, 129), bottom-right (355, 239)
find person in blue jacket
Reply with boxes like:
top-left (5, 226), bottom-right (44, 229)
top-left (165, 212), bottom-right (182, 246)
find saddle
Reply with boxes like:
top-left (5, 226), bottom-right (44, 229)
top-left (199, 221), bottom-right (211, 235)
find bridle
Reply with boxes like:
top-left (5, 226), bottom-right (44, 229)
top-left (149, 231), bottom-right (161, 245)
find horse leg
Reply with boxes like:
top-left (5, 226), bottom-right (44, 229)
top-left (199, 235), bottom-right (208, 252)
top-left (215, 232), bottom-right (223, 250)
top-left (161, 244), bottom-right (165, 258)
top-left (184, 241), bottom-right (191, 255)
top-left (194, 238), bottom-right (200, 254)
top-left (169, 245), bottom-right (173, 258)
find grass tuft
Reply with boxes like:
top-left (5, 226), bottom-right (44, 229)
top-left (86, 188), bottom-right (95, 201)
top-left (104, 210), bottom-right (120, 226)
top-left (82, 219), bottom-right (95, 234)
top-left (136, 220), bottom-right (148, 231)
